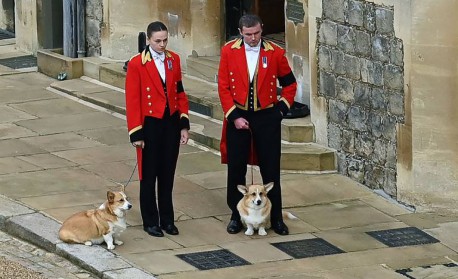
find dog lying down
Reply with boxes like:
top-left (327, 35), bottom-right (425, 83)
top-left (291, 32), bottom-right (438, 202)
top-left (58, 190), bottom-right (132, 250)
top-left (237, 183), bottom-right (297, 236)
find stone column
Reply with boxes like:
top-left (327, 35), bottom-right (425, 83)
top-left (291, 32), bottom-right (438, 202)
top-left (14, 0), bottom-right (39, 54)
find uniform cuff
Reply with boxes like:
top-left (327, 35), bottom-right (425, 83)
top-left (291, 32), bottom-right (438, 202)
top-left (276, 101), bottom-right (289, 116)
top-left (227, 108), bottom-right (242, 122)
top-left (180, 117), bottom-right (190, 130)
top-left (129, 129), bottom-right (144, 143)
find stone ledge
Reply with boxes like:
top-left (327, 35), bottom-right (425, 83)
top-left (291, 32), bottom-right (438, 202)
top-left (37, 48), bottom-right (83, 80)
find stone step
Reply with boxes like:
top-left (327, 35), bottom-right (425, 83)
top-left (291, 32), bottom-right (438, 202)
top-left (189, 112), bottom-right (336, 172)
top-left (49, 77), bottom-right (335, 171)
top-left (185, 55), bottom-right (219, 83)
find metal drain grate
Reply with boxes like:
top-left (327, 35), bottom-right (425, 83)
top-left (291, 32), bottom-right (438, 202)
top-left (366, 227), bottom-right (440, 247)
top-left (176, 249), bottom-right (250, 270)
top-left (0, 55), bottom-right (37, 69)
top-left (271, 238), bottom-right (345, 259)
top-left (0, 29), bottom-right (15, 40)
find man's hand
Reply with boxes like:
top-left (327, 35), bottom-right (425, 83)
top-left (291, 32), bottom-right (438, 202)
top-left (234, 117), bottom-right (249, 129)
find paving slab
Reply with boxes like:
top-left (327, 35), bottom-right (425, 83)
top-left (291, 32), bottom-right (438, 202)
top-left (0, 167), bottom-right (118, 198)
top-left (20, 132), bottom-right (104, 152)
top-left (292, 200), bottom-right (399, 230)
top-left (0, 104), bottom-right (37, 123)
top-left (0, 123), bottom-right (37, 139)
top-left (0, 138), bottom-right (47, 158)
top-left (0, 195), bottom-right (35, 229)
top-left (0, 157), bottom-right (43, 174)
top-left (17, 153), bottom-right (78, 169)
top-left (10, 97), bottom-right (97, 117)
top-left (77, 126), bottom-right (130, 146)
top-left (53, 143), bottom-right (135, 165)
top-left (16, 111), bottom-right (125, 135)
top-left (425, 222), bottom-right (458, 252)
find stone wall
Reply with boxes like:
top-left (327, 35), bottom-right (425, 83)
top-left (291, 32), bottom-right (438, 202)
top-left (86, 0), bottom-right (103, 56)
top-left (0, 0), bottom-right (15, 32)
top-left (317, 0), bottom-right (404, 197)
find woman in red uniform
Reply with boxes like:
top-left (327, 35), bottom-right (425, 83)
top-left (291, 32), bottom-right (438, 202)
top-left (125, 21), bottom-right (190, 237)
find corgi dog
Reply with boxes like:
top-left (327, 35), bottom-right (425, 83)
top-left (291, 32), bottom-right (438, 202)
top-left (58, 190), bottom-right (132, 250)
top-left (237, 183), bottom-right (297, 236)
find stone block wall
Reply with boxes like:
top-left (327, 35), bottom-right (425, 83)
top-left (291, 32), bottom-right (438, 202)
top-left (317, 0), bottom-right (404, 197)
top-left (86, 0), bottom-right (102, 56)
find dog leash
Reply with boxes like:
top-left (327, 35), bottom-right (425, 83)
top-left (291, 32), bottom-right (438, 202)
top-left (122, 162), bottom-right (137, 191)
top-left (248, 128), bottom-right (255, 185)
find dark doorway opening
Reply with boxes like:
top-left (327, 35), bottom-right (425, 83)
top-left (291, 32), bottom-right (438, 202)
top-left (225, 0), bottom-right (285, 46)
top-left (1, 0), bottom-right (15, 34)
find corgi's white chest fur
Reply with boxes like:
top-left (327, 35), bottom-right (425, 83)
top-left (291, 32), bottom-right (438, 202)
top-left (241, 208), bottom-right (268, 229)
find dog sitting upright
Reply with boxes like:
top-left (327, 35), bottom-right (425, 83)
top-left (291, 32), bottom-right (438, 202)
top-left (59, 190), bottom-right (132, 250)
top-left (237, 183), bottom-right (296, 236)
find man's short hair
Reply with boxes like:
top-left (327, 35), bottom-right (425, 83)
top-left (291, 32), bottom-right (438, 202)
top-left (238, 14), bottom-right (263, 31)
top-left (147, 21), bottom-right (168, 38)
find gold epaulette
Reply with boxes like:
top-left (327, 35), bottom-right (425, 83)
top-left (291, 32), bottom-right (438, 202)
top-left (229, 38), bottom-right (243, 49)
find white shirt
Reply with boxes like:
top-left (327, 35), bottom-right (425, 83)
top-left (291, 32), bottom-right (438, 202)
top-left (150, 46), bottom-right (166, 82)
top-left (244, 42), bottom-right (261, 82)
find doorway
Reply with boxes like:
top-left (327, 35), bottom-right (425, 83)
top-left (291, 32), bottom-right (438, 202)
top-left (225, 0), bottom-right (285, 46)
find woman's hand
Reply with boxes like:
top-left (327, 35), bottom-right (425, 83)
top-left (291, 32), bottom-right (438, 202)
top-left (132, 140), bottom-right (145, 149)
top-left (180, 129), bottom-right (189, 145)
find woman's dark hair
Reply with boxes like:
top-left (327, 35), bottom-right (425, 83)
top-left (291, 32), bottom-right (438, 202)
top-left (147, 21), bottom-right (168, 38)
top-left (238, 14), bottom-right (263, 31)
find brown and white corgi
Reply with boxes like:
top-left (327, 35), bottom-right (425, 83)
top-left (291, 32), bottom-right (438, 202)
top-left (237, 183), bottom-right (297, 236)
top-left (58, 190), bottom-right (132, 250)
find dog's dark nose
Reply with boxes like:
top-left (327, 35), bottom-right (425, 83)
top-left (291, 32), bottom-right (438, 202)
top-left (256, 200), bottom-right (261, 205)
top-left (128, 204), bottom-right (132, 209)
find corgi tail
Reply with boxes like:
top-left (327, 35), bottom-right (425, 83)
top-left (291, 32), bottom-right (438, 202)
top-left (282, 211), bottom-right (298, 220)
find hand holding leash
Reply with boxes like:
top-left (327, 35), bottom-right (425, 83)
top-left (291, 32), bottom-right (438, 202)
top-left (234, 117), bottom-right (249, 129)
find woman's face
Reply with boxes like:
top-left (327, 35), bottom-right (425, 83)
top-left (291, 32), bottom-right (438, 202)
top-left (147, 30), bottom-right (168, 53)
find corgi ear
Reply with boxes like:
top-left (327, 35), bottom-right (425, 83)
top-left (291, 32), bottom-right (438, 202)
top-left (237, 185), bottom-right (248, 195)
top-left (264, 182), bottom-right (274, 193)
top-left (107, 191), bottom-right (115, 203)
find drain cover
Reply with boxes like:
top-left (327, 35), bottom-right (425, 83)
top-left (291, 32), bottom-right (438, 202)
top-left (366, 227), bottom-right (440, 247)
top-left (0, 55), bottom-right (37, 69)
top-left (176, 249), bottom-right (250, 270)
top-left (0, 29), bottom-right (15, 40)
top-left (271, 238), bottom-right (344, 259)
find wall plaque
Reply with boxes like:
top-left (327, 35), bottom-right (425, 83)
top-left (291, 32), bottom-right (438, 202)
top-left (286, 0), bottom-right (305, 25)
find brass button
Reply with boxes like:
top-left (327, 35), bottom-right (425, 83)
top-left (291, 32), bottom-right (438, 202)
top-left (231, 79), bottom-right (235, 82)
top-left (273, 75), bottom-right (276, 78)
top-left (232, 86), bottom-right (235, 89)
top-left (270, 96), bottom-right (273, 99)
top-left (148, 102), bottom-right (152, 106)
top-left (270, 82), bottom-right (274, 85)
top-left (146, 87), bottom-right (150, 91)
top-left (233, 92), bottom-right (236, 95)
top-left (147, 95), bottom-right (151, 99)
top-left (149, 110), bottom-right (152, 114)
top-left (230, 72), bottom-right (233, 75)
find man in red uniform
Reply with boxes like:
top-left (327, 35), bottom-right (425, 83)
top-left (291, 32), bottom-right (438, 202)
top-left (125, 21), bottom-right (190, 237)
top-left (218, 14), bottom-right (297, 235)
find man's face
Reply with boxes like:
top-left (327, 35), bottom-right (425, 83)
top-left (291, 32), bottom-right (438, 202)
top-left (147, 30), bottom-right (168, 53)
top-left (239, 23), bottom-right (262, 47)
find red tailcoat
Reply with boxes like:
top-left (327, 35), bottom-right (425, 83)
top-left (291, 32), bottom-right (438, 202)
top-left (218, 38), bottom-right (297, 164)
top-left (125, 49), bottom-right (189, 180)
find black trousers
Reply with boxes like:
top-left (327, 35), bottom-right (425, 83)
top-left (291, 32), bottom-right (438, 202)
top-left (140, 110), bottom-right (180, 227)
top-left (226, 107), bottom-right (283, 222)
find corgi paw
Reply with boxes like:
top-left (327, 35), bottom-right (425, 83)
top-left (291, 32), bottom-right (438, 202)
top-left (84, 241), bottom-right (93, 246)
top-left (244, 229), bottom-right (254, 235)
top-left (114, 240), bottom-right (124, 246)
top-left (258, 228), bottom-right (267, 236)
top-left (107, 243), bottom-right (115, 250)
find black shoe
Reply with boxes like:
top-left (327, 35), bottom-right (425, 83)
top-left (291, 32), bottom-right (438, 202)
top-left (271, 220), bottom-right (289, 235)
top-left (226, 220), bottom-right (243, 234)
top-left (143, 226), bottom-right (164, 237)
top-left (161, 224), bottom-right (179, 235)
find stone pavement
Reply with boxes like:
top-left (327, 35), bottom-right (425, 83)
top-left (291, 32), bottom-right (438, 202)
top-left (0, 44), bottom-right (458, 279)
top-left (0, 230), bottom-right (98, 279)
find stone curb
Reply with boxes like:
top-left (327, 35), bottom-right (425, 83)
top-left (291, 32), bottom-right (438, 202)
top-left (0, 195), bottom-right (156, 279)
